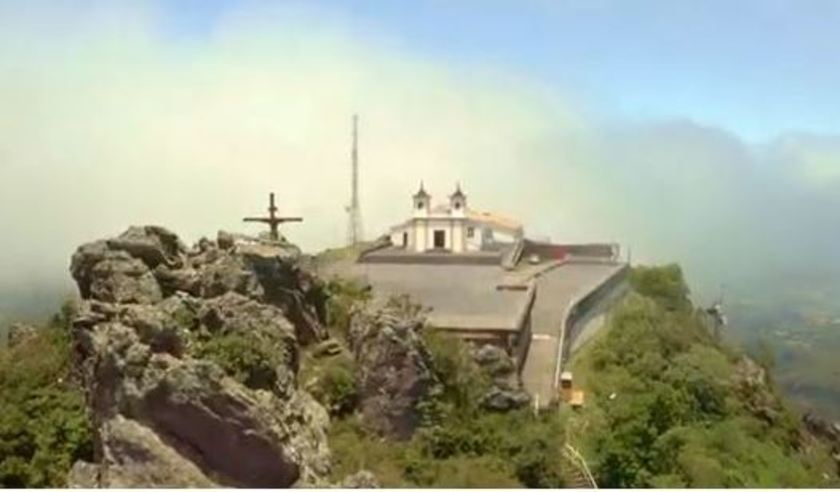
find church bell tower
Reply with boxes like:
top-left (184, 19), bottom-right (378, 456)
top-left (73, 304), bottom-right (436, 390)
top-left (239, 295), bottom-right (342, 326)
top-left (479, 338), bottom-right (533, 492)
top-left (449, 182), bottom-right (467, 218)
top-left (413, 181), bottom-right (431, 218)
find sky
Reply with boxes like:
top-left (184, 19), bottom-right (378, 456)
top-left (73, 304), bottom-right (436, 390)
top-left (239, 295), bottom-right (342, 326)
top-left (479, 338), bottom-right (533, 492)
top-left (1, 0), bottom-right (840, 319)
top-left (159, 0), bottom-right (840, 142)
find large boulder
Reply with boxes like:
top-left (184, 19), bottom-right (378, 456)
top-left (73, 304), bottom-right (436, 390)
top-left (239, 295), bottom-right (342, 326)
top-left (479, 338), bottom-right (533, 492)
top-left (193, 241), bottom-right (328, 344)
top-left (106, 226), bottom-right (187, 270)
top-left (72, 247), bottom-right (163, 304)
top-left (472, 344), bottom-right (530, 412)
top-left (348, 301), bottom-right (440, 440)
top-left (67, 226), bottom-right (332, 487)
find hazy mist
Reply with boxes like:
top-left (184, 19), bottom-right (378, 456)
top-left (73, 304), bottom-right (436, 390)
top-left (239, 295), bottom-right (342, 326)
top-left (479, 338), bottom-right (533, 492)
top-left (2, 2), bottom-right (839, 321)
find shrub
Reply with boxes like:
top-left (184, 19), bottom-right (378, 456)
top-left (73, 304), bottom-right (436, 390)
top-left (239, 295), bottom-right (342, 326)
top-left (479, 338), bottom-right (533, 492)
top-left (0, 304), bottom-right (92, 487)
top-left (325, 278), bottom-right (371, 338)
top-left (421, 330), bottom-right (489, 420)
top-left (196, 331), bottom-right (287, 391)
top-left (308, 354), bottom-right (358, 416)
top-left (630, 264), bottom-right (691, 312)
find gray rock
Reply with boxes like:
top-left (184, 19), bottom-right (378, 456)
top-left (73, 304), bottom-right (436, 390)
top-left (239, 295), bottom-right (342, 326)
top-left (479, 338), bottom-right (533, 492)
top-left (217, 230), bottom-right (235, 250)
top-left (197, 253), bottom-right (262, 299)
top-left (70, 240), bottom-right (111, 299)
top-left (153, 264), bottom-right (200, 297)
top-left (7, 322), bottom-right (37, 347)
top-left (97, 415), bottom-right (217, 487)
top-left (349, 303), bottom-right (440, 440)
top-left (341, 470), bottom-right (380, 488)
top-left (67, 461), bottom-right (100, 488)
top-left (197, 292), bottom-right (299, 395)
top-left (194, 242), bottom-right (328, 345)
top-left (106, 225), bottom-right (186, 269)
top-left (312, 338), bottom-right (344, 358)
top-left (87, 251), bottom-right (163, 304)
top-left (481, 386), bottom-right (530, 412)
top-left (127, 355), bottom-right (327, 487)
top-left (68, 226), bottom-right (334, 488)
top-left (473, 344), bottom-right (515, 378)
top-left (803, 411), bottom-right (840, 444)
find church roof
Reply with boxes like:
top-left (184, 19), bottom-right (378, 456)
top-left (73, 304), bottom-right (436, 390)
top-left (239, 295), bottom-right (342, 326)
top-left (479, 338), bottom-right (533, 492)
top-left (467, 210), bottom-right (523, 231)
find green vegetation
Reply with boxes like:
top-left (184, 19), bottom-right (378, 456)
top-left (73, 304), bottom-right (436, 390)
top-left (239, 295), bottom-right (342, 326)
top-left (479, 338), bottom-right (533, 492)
top-left (324, 277), bottom-right (371, 338)
top-left (195, 331), bottom-right (289, 392)
top-left (329, 329), bottom-right (573, 487)
top-left (327, 263), bottom-right (839, 487)
top-left (629, 263), bottom-right (692, 312)
top-left (304, 351), bottom-right (358, 417)
top-left (329, 407), bottom-right (572, 487)
top-left (569, 264), bottom-right (839, 487)
top-left (0, 302), bottom-right (92, 487)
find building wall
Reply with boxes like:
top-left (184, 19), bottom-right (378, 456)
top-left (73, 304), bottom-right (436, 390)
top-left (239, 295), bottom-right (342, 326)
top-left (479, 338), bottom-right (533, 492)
top-left (421, 218), bottom-right (462, 251)
top-left (451, 220), bottom-right (464, 253)
top-left (389, 214), bottom-right (525, 254)
top-left (465, 222), bottom-right (483, 251)
top-left (414, 220), bottom-right (426, 253)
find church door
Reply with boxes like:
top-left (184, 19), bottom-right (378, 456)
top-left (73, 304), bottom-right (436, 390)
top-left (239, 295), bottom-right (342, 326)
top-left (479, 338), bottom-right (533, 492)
top-left (433, 230), bottom-right (446, 249)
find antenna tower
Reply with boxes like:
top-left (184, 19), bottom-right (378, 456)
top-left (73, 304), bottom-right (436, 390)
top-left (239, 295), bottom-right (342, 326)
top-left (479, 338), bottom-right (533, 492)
top-left (346, 114), bottom-right (363, 245)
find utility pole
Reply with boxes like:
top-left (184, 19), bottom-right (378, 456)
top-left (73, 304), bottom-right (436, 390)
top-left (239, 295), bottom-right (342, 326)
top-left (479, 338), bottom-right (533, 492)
top-left (346, 114), bottom-right (363, 246)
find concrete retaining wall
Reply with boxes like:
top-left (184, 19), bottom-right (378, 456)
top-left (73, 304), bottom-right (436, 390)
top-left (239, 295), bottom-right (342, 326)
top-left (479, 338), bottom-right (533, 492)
top-left (562, 267), bottom-right (629, 362)
top-left (554, 263), bottom-right (630, 390)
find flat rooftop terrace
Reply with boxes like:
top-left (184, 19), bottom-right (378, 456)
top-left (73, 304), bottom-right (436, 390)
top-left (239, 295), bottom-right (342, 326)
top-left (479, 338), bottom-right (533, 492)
top-left (347, 262), bottom-right (528, 331)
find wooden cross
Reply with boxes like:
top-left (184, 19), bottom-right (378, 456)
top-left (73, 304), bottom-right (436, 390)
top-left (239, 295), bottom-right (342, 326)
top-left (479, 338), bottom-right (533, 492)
top-left (243, 192), bottom-right (302, 241)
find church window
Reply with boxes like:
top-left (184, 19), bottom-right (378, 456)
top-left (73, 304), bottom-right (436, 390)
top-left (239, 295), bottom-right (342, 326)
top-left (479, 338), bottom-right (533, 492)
top-left (416, 201), bottom-right (424, 209)
top-left (467, 227), bottom-right (474, 238)
top-left (454, 201), bottom-right (461, 210)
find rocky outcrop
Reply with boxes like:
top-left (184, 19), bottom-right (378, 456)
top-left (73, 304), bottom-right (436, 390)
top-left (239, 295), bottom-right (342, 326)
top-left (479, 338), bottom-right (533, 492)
top-left (803, 411), bottom-right (840, 471)
top-left (473, 344), bottom-right (530, 412)
top-left (340, 469), bottom-right (380, 488)
top-left (348, 301), bottom-right (440, 440)
top-left (68, 226), bottom-right (331, 487)
top-left (7, 322), bottom-right (37, 347)
top-left (732, 355), bottom-right (784, 424)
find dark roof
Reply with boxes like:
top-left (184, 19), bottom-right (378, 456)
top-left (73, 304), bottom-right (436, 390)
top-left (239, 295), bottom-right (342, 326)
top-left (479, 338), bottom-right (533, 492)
top-left (413, 181), bottom-right (430, 199)
top-left (450, 182), bottom-right (466, 199)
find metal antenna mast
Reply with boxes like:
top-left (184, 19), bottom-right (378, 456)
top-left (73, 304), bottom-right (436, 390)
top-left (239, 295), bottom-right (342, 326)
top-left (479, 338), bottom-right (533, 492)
top-left (346, 114), bottom-right (363, 245)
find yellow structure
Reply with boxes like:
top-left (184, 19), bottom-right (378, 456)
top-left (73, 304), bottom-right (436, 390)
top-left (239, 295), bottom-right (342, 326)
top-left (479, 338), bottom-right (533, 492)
top-left (559, 371), bottom-right (585, 408)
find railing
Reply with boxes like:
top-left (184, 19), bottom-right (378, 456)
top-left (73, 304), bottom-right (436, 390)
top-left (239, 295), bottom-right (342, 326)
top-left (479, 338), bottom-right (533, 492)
top-left (563, 444), bottom-right (598, 488)
top-left (501, 237), bottom-right (525, 270)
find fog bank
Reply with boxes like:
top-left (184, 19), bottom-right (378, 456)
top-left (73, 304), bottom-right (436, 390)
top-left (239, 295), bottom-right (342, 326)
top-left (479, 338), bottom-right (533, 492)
top-left (1, 2), bottom-right (839, 320)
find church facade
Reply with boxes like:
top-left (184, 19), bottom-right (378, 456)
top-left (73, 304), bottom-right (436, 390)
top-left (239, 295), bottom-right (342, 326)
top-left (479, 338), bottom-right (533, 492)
top-left (387, 184), bottom-right (524, 254)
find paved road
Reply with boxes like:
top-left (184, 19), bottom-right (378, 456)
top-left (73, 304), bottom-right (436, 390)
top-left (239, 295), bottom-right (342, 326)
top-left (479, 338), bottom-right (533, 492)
top-left (520, 261), bottom-right (625, 407)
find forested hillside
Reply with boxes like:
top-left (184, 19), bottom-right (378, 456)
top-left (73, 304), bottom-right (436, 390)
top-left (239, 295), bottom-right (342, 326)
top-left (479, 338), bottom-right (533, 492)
top-left (568, 265), bottom-right (839, 487)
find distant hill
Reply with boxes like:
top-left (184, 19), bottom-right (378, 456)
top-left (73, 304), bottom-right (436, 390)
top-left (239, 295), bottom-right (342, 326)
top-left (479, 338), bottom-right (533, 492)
top-left (0, 282), bottom-right (76, 334)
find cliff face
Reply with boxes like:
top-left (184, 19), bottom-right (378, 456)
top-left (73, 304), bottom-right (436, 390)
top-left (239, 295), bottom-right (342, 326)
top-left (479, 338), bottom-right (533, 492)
top-left (66, 226), bottom-right (331, 487)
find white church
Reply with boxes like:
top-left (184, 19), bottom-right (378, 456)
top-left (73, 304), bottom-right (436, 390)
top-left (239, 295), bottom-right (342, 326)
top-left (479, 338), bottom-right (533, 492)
top-left (387, 183), bottom-right (524, 253)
